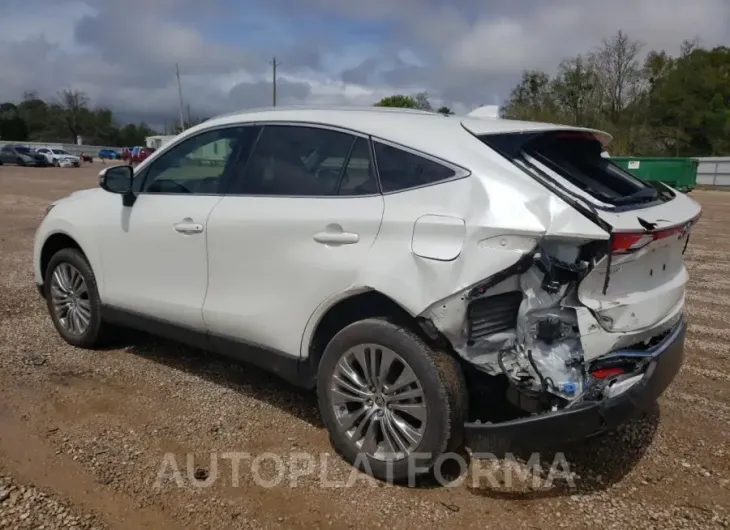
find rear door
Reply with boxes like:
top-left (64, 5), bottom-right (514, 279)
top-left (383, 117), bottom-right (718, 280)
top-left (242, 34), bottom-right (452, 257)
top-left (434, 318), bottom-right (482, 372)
top-left (467, 124), bottom-right (701, 332)
top-left (203, 124), bottom-right (385, 358)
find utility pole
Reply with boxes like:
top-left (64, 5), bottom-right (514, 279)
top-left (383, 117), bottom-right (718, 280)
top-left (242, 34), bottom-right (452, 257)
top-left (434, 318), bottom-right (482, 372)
top-left (175, 63), bottom-right (185, 131)
top-left (270, 57), bottom-right (280, 106)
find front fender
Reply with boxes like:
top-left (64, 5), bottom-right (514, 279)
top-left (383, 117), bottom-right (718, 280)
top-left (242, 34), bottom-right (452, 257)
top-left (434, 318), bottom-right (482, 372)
top-left (33, 193), bottom-right (107, 296)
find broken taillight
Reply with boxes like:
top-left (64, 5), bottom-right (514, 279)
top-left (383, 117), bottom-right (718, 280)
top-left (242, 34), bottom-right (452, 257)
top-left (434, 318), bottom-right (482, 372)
top-left (611, 232), bottom-right (655, 253)
top-left (592, 367), bottom-right (625, 379)
top-left (610, 214), bottom-right (701, 254)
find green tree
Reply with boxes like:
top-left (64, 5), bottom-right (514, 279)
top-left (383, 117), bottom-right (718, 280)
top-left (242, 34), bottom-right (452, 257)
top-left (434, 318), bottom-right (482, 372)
top-left (551, 56), bottom-right (596, 126)
top-left (374, 94), bottom-right (418, 108)
top-left (502, 70), bottom-right (558, 122)
top-left (1, 90), bottom-right (161, 146)
top-left (413, 92), bottom-right (433, 111)
top-left (502, 30), bottom-right (730, 157)
top-left (57, 88), bottom-right (90, 143)
top-left (647, 46), bottom-right (730, 156)
top-left (0, 102), bottom-right (29, 141)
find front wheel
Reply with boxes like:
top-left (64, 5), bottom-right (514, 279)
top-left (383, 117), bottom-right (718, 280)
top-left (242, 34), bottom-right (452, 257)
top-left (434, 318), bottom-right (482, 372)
top-left (44, 248), bottom-right (110, 348)
top-left (317, 318), bottom-right (468, 483)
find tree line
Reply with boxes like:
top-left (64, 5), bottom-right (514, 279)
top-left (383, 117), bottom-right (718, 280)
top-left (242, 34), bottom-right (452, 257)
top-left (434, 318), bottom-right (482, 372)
top-left (375, 92), bottom-right (452, 115)
top-left (5, 33), bottom-right (727, 157)
top-left (375, 32), bottom-right (730, 157)
top-left (0, 90), bottom-right (171, 147)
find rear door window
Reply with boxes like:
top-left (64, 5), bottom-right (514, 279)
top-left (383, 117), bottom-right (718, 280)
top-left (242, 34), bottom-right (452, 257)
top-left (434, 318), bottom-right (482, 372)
top-left (235, 125), bottom-right (360, 196)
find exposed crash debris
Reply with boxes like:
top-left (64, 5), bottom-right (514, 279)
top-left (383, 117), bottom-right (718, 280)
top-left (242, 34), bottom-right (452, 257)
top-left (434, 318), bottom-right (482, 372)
top-left (422, 240), bottom-right (593, 401)
top-left (422, 237), bottom-right (681, 407)
top-left (496, 243), bottom-right (589, 401)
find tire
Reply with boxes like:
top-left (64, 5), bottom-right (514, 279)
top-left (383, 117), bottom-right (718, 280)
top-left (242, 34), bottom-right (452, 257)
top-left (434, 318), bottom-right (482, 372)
top-left (16, 158), bottom-right (25, 166)
top-left (44, 248), bottom-right (110, 349)
top-left (317, 317), bottom-right (468, 483)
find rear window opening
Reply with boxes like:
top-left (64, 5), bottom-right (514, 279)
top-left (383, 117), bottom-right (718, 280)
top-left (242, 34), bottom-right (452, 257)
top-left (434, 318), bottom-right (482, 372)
top-left (478, 131), bottom-right (670, 209)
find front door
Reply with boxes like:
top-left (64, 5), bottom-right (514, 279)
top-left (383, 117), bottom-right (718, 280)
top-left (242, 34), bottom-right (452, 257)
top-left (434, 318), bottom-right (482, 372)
top-left (98, 126), bottom-right (245, 331)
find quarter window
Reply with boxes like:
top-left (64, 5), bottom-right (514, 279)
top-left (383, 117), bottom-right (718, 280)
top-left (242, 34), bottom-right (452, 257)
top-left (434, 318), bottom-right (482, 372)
top-left (141, 127), bottom-right (246, 194)
top-left (236, 125), bottom-right (359, 196)
top-left (373, 142), bottom-right (456, 193)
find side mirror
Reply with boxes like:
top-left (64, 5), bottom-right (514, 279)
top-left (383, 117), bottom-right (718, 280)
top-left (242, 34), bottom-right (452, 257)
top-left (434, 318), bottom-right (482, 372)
top-left (99, 165), bottom-right (136, 206)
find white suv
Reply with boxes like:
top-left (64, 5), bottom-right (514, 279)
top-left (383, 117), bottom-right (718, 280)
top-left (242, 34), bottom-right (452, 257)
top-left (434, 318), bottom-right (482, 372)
top-left (33, 106), bottom-right (701, 481)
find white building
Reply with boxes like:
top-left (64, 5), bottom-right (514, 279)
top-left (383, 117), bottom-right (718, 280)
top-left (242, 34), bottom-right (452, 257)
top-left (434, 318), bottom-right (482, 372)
top-left (145, 135), bottom-right (176, 149)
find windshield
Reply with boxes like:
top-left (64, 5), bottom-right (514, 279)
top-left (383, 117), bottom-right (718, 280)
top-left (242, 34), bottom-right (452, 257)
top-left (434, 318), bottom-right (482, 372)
top-left (15, 147), bottom-right (31, 154)
top-left (51, 149), bottom-right (70, 155)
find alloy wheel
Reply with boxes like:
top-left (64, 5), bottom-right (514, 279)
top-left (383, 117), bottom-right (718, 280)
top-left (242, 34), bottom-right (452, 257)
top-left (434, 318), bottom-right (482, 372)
top-left (329, 344), bottom-right (427, 461)
top-left (50, 263), bottom-right (92, 335)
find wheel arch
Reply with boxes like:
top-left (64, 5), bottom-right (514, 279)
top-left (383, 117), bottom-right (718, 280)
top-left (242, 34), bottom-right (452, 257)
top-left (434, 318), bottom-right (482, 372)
top-left (39, 232), bottom-right (90, 288)
top-left (301, 288), bottom-right (450, 376)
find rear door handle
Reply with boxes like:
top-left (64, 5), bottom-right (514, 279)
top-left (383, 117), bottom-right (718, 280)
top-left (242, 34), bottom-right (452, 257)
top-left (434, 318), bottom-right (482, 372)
top-left (313, 231), bottom-right (359, 245)
top-left (174, 219), bottom-right (204, 234)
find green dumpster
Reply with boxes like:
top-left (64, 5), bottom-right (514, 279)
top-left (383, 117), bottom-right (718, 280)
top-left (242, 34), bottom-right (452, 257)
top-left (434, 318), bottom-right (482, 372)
top-left (610, 157), bottom-right (698, 192)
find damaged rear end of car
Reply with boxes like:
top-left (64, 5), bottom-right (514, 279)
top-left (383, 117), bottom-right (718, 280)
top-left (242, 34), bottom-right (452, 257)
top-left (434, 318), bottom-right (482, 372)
top-left (418, 120), bottom-right (701, 450)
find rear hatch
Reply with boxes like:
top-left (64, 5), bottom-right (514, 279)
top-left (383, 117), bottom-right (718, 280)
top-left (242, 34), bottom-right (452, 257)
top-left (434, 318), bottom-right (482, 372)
top-left (463, 120), bottom-right (702, 333)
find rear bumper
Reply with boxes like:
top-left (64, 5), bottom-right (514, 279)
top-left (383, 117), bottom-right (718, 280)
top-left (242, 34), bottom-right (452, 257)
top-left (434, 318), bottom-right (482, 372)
top-left (464, 317), bottom-right (685, 453)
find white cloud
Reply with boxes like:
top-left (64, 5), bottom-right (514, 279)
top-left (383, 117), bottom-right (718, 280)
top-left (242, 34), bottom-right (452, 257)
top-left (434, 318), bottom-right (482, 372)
top-left (0, 0), bottom-right (727, 126)
top-left (444, 0), bottom-right (730, 77)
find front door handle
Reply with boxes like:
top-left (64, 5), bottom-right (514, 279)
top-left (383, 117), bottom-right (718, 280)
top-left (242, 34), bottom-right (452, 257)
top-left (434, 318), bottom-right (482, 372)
top-left (174, 218), bottom-right (204, 234)
top-left (313, 231), bottom-right (359, 245)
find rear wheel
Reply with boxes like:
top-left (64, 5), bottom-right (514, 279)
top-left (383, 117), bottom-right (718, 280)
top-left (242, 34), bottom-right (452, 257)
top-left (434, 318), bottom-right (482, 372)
top-left (317, 318), bottom-right (467, 482)
top-left (44, 248), bottom-right (110, 348)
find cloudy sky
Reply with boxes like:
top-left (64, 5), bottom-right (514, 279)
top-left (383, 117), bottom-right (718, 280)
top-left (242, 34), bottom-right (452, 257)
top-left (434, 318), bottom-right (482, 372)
top-left (1, 0), bottom-right (728, 127)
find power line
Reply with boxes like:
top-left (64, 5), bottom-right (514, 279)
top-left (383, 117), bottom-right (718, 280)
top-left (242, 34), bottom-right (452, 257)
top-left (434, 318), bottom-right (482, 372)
top-left (175, 63), bottom-right (185, 131)
top-left (270, 57), bottom-right (281, 106)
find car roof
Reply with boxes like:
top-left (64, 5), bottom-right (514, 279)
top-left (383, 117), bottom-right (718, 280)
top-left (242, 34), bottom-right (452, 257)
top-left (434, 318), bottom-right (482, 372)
top-left (187, 106), bottom-right (612, 164)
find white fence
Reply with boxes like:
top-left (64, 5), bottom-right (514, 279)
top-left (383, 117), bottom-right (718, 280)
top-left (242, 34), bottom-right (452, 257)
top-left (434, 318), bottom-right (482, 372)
top-left (697, 157), bottom-right (730, 187)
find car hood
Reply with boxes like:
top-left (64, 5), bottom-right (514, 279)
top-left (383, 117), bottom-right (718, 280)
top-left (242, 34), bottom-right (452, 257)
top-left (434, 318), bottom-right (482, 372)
top-left (55, 188), bottom-right (102, 205)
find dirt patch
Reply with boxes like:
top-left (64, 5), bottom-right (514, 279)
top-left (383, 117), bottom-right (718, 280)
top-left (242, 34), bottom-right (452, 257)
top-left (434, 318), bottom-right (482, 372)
top-left (1, 165), bottom-right (728, 529)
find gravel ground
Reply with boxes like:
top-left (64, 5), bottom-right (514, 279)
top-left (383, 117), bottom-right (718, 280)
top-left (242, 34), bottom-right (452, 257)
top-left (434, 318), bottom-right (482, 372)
top-left (0, 163), bottom-right (729, 529)
top-left (0, 475), bottom-right (106, 529)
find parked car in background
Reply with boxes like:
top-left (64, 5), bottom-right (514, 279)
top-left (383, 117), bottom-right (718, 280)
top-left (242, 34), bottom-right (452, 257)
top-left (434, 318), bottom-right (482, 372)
top-left (0, 145), bottom-right (49, 166)
top-left (98, 149), bottom-right (120, 160)
top-left (35, 148), bottom-right (80, 167)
